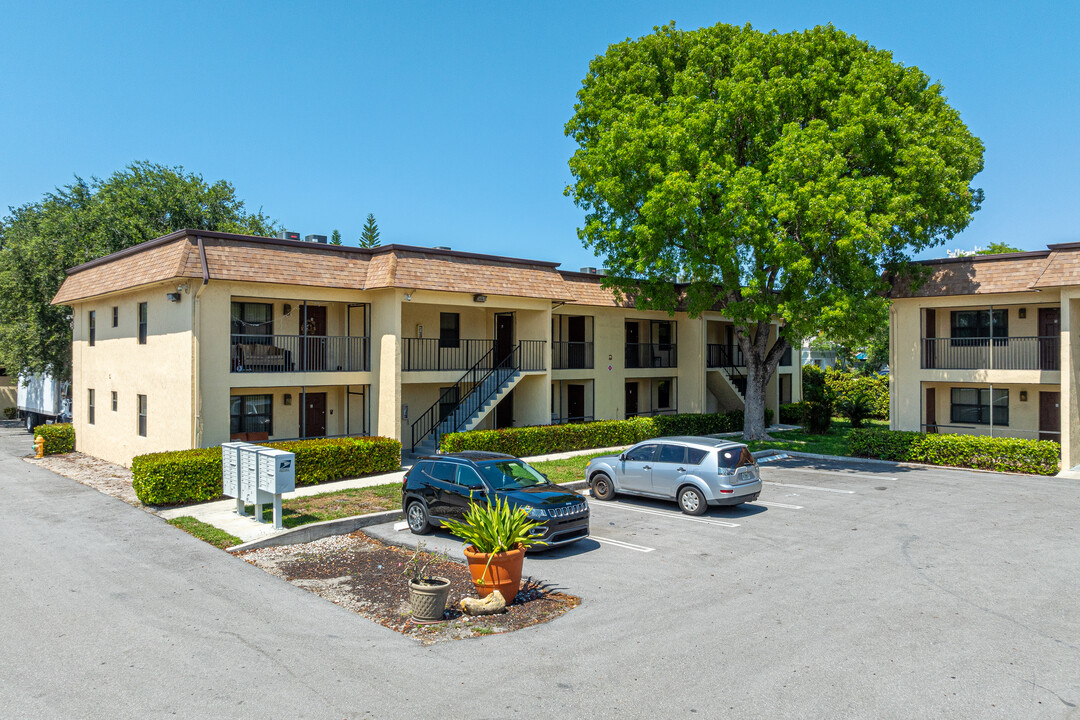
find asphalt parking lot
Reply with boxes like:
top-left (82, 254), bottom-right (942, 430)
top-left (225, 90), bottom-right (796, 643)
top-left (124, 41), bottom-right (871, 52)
top-left (366, 457), bottom-right (1080, 718)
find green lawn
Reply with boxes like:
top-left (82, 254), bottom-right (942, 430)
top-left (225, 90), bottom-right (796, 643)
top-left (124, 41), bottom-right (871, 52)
top-left (245, 483), bottom-right (402, 528)
top-left (745, 418), bottom-right (887, 456)
top-left (531, 451), bottom-right (617, 484)
top-left (167, 516), bottom-right (243, 549)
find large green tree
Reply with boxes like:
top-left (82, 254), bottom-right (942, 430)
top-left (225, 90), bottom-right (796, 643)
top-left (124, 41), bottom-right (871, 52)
top-left (565, 22), bottom-right (984, 438)
top-left (359, 213), bottom-right (381, 248)
top-left (0, 161), bottom-right (277, 378)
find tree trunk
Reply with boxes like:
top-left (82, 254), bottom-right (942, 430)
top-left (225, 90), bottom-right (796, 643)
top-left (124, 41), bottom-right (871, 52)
top-left (737, 322), bottom-right (788, 441)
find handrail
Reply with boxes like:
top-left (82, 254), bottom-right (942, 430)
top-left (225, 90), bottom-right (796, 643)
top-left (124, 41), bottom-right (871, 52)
top-left (410, 342), bottom-right (522, 452)
top-left (921, 335), bottom-right (1060, 371)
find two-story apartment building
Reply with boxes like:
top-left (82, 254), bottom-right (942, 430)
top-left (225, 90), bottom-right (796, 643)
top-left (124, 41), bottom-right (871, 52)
top-left (52, 229), bottom-right (800, 466)
top-left (890, 243), bottom-right (1080, 470)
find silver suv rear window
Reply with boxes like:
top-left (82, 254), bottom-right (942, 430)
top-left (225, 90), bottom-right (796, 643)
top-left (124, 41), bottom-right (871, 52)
top-left (717, 447), bottom-right (754, 469)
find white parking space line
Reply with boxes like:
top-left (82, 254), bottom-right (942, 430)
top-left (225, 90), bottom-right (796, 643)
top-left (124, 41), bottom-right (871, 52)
top-left (763, 481), bottom-right (855, 494)
top-left (590, 502), bottom-right (740, 527)
top-left (589, 535), bottom-right (655, 553)
top-left (772, 467), bottom-right (897, 482)
top-left (754, 500), bottom-right (804, 509)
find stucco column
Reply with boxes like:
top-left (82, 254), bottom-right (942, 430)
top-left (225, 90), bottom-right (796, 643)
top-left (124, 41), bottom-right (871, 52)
top-left (368, 289), bottom-right (402, 442)
top-left (1060, 293), bottom-right (1079, 470)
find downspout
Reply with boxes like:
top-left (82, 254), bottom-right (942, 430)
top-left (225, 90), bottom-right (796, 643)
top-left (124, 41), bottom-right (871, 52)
top-left (192, 235), bottom-right (211, 448)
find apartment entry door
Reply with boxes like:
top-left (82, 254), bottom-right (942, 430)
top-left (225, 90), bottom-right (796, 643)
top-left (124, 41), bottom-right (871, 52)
top-left (1040, 391), bottom-right (1060, 442)
top-left (1039, 308), bottom-right (1061, 371)
top-left (495, 313), bottom-right (514, 367)
top-left (568, 316), bottom-right (587, 369)
top-left (567, 384), bottom-right (585, 422)
top-left (625, 382), bottom-right (639, 418)
top-left (302, 305), bottom-right (328, 372)
top-left (304, 392), bottom-right (327, 438)
top-left (625, 322), bottom-right (640, 368)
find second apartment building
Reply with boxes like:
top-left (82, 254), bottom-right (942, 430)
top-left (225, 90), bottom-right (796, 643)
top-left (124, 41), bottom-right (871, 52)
top-left (53, 230), bottom-right (799, 465)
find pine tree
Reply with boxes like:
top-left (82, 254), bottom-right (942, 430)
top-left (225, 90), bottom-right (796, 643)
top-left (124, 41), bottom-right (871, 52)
top-left (330, 229), bottom-right (342, 245)
top-left (359, 213), bottom-right (380, 248)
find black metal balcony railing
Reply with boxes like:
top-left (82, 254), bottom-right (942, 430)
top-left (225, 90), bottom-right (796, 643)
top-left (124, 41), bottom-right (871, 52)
top-left (552, 341), bottom-right (594, 370)
top-left (402, 338), bottom-right (547, 372)
top-left (231, 334), bottom-right (370, 373)
top-left (625, 343), bottom-right (678, 369)
top-left (921, 336), bottom-right (1060, 371)
top-left (706, 343), bottom-right (745, 369)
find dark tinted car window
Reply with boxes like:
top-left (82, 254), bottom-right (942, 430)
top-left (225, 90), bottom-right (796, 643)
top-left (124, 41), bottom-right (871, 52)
top-left (428, 461), bottom-right (456, 482)
top-left (717, 447), bottom-right (754, 469)
top-left (658, 445), bottom-right (686, 463)
top-left (456, 465), bottom-right (485, 488)
top-left (410, 461), bottom-right (432, 479)
top-left (687, 448), bottom-right (708, 465)
top-left (626, 444), bottom-right (658, 462)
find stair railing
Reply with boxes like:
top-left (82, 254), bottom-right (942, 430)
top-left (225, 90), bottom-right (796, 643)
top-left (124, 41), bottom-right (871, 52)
top-left (410, 342), bottom-right (528, 452)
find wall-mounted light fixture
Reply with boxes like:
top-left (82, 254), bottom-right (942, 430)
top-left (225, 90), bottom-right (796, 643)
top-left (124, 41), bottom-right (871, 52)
top-left (403, 292), bottom-right (413, 302)
top-left (1019, 391), bottom-right (1028, 402)
top-left (473, 294), bottom-right (487, 303)
top-left (166, 292), bottom-right (181, 303)
top-left (283, 303), bottom-right (292, 315)
top-left (283, 394), bottom-right (292, 405)
top-left (1018, 308), bottom-right (1027, 319)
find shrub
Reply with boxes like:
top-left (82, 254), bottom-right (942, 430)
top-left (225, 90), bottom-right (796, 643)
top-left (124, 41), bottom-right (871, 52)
top-left (835, 388), bottom-right (874, 428)
top-left (779, 402), bottom-right (806, 425)
top-left (33, 422), bottom-right (75, 455)
top-left (3, 407), bottom-right (16, 420)
top-left (440, 409), bottom-right (775, 456)
top-left (825, 369), bottom-right (889, 419)
top-left (802, 401), bottom-right (833, 434)
top-left (849, 429), bottom-right (1060, 475)
top-left (132, 436), bottom-right (402, 506)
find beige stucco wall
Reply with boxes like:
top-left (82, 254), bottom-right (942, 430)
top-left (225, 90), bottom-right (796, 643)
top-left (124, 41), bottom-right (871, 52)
top-left (0, 374), bottom-right (15, 412)
top-left (70, 281), bottom-right (196, 466)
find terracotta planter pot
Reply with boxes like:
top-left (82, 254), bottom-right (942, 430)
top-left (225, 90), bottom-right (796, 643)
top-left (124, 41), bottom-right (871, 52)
top-left (462, 545), bottom-right (526, 602)
top-left (408, 576), bottom-right (452, 623)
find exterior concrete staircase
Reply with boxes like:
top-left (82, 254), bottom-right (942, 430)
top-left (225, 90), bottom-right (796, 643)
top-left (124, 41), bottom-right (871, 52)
top-left (411, 367), bottom-right (522, 455)
top-left (707, 367), bottom-right (747, 413)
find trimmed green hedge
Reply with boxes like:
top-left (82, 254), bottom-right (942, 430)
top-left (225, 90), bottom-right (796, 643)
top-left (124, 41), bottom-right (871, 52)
top-left (848, 429), bottom-right (1060, 476)
top-left (824, 369), bottom-right (889, 419)
top-left (33, 422), bottom-right (75, 455)
top-left (132, 436), bottom-right (402, 506)
top-left (779, 402), bottom-right (807, 425)
top-left (440, 409), bottom-right (774, 457)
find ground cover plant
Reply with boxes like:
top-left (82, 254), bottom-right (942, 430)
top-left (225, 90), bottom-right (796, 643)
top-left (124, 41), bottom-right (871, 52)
top-left (239, 531), bottom-right (579, 644)
top-left (166, 516), bottom-right (242, 549)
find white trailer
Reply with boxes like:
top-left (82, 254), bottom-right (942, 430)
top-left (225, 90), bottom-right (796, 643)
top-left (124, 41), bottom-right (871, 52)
top-left (17, 373), bottom-right (71, 432)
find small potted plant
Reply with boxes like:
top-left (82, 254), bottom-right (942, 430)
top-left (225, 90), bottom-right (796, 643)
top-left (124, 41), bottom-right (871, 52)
top-left (441, 494), bottom-right (546, 602)
top-left (403, 541), bottom-right (452, 624)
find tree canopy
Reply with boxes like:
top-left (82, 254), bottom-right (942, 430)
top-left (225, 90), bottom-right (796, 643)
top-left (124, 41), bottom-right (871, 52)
top-left (0, 161), bottom-right (277, 378)
top-left (359, 213), bottom-right (381, 248)
top-left (565, 22), bottom-right (984, 436)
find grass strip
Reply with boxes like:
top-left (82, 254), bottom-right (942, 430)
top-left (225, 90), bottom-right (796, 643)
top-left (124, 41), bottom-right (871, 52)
top-left (245, 483), bottom-right (402, 528)
top-left (167, 516), bottom-right (243, 549)
top-left (745, 418), bottom-right (889, 456)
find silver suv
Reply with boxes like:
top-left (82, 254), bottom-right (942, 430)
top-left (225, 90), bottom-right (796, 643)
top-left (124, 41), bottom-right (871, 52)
top-left (585, 437), bottom-right (761, 515)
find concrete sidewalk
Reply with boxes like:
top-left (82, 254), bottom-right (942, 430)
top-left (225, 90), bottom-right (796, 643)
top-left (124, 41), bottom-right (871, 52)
top-left (158, 444), bottom-right (630, 542)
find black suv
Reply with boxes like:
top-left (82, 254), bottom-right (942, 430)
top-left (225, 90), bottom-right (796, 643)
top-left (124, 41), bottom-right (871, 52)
top-left (402, 451), bottom-right (590, 547)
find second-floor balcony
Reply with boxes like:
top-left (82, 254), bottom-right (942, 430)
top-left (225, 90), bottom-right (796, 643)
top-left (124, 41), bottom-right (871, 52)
top-left (553, 341), bottom-right (594, 370)
top-left (921, 336), bottom-right (1060, 371)
top-left (625, 343), bottom-right (678, 369)
top-left (706, 343), bottom-right (744, 369)
top-left (231, 334), bottom-right (370, 373)
top-left (402, 338), bottom-right (547, 372)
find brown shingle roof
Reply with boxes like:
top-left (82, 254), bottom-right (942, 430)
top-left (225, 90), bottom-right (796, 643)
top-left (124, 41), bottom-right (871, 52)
top-left (888, 249), bottom-right (1080, 298)
top-left (52, 237), bottom-right (203, 304)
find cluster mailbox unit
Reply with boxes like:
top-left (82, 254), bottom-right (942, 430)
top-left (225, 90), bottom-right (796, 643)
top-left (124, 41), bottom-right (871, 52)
top-left (223, 442), bottom-right (296, 530)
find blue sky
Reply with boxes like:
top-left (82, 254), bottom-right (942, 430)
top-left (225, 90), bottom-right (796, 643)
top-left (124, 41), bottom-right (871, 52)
top-left (2, 1), bottom-right (1076, 270)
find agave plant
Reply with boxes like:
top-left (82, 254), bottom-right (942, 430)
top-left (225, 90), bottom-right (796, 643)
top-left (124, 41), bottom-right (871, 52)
top-left (441, 493), bottom-right (547, 554)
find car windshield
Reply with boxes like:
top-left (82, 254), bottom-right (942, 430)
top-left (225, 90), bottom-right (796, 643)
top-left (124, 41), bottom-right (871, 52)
top-left (477, 459), bottom-right (550, 490)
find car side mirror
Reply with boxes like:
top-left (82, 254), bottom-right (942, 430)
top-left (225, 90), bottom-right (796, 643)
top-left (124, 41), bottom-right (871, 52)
top-left (619, 454), bottom-right (626, 462)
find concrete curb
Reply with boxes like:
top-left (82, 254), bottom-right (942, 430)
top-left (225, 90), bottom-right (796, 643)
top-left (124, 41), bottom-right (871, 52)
top-left (225, 481), bottom-right (592, 553)
top-left (226, 509), bottom-right (404, 553)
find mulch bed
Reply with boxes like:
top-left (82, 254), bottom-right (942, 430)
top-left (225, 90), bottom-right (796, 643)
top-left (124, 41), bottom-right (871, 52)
top-left (238, 531), bottom-right (580, 643)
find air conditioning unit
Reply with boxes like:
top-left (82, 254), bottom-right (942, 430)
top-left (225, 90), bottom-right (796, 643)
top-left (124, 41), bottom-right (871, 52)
top-left (278, 230), bottom-right (300, 241)
top-left (305, 234), bottom-right (327, 244)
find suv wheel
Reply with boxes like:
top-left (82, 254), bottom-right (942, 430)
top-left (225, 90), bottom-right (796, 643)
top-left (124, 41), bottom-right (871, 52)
top-left (591, 473), bottom-right (616, 501)
top-left (406, 500), bottom-right (434, 535)
top-left (678, 486), bottom-right (708, 516)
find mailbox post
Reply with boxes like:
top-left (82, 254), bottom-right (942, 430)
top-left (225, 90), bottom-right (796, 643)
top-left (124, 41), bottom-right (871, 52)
top-left (222, 442), bottom-right (296, 530)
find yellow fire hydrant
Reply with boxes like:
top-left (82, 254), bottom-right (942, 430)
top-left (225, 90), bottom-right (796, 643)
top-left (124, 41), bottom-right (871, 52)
top-left (34, 435), bottom-right (44, 459)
